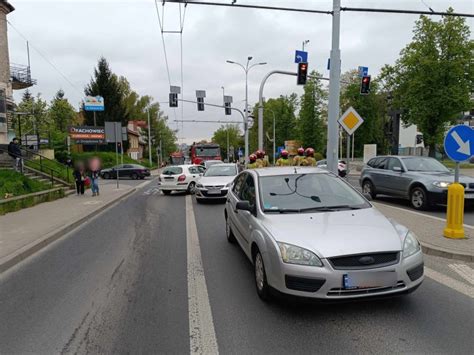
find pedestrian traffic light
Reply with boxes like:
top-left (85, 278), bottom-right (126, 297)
top-left (224, 102), bottom-right (231, 115)
top-left (297, 62), bottom-right (308, 85)
top-left (360, 75), bottom-right (371, 95)
top-left (197, 97), bottom-right (204, 111)
top-left (169, 93), bottom-right (178, 107)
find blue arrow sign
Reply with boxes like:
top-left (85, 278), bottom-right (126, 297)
top-left (444, 125), bottom-right (474, 162)
top-left (294, 50), bottom-right (308, 64)
top-left (358, 66), bottom-right (368, 77)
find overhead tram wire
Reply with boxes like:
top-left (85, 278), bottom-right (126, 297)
top-left (6, 20), bottom-right (83, 96)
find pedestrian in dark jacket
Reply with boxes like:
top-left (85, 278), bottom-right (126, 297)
top-left (8, 138), bottom-right (23, 172)
top-left (73, 162), bottom-right (86, 195)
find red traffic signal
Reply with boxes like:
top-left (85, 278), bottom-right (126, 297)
top-left (360, 75), bottom-right (371, 95)
top-left (297, 62), bottom-right (308, 85)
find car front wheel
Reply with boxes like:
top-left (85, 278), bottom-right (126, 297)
top-left (225, 215), bottom-right (236, 243)
top-left (362, 180), bottom-right (376, 199)
top-left (410, 186), bottom-right (429, 210)
top-left (131, 173), bottom-right (138, 180)
top-left (254, 250), bottom-right (270, 301)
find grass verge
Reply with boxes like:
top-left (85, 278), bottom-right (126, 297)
top-left (0, 170), bottom-right (50, 200)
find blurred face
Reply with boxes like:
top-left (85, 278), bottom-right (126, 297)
top-left (89, 157), bottom-right (101, 171)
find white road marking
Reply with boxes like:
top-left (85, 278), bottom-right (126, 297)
top-left (186, 195), bottom-right (219, 355)
top-left (448, 264), bottom-right (474, 285)
top-left (372, 202), bottom-right (474, 230)
top-left (425, 267), bottom-right (474, 298)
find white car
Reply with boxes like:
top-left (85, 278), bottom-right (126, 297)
top-left (203, 160), bottom-right (223, 169)
top-left (225, 167), bottom-right (423, 301)
top-left (158, 165), bottom-right (202, 195)
top-left (195, 164), bottom-right (238, 202)
top-left (316, 159), bottom-right (348, 177)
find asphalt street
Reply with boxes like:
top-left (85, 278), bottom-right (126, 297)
top-left (1, 180), bottom-right (473, 354)
top-left (346, 176), bottom-right (474, 226)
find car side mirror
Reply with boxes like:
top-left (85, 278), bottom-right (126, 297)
top-left (236, 201), bottom-right (255, 214)
top-left (363, 193), bottom-right (372, 201)
top-left (392, 166), bottom-right (403, 172)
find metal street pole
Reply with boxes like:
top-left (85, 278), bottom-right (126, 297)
top-left (147, 109), bottom-right (152, 167)
top-left (346, 133), bottom-right (350, 176)
top-left (326, 0), bottom-right (342, 175)
top-left (227, 127), bottom-right (230, 162)
top-left (226, 58), bottom-right (266, 161)
top-left (114, 122), bottom-right (119, 189)
top-left (273, 113), bottom-right (276, 165)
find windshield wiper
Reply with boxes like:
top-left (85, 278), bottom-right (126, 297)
top-left (264, 205), bottom-right (362, 214)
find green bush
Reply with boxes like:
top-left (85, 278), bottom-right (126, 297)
top-left (314, 152), bottom-right (324, 161)
top-left (0, 170), bottom-right (50, 199)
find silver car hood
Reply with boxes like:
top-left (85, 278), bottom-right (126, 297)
top-left (199, 175), bottom-right (235, 186)
top-left (261, 207), bottom-right (403, 258)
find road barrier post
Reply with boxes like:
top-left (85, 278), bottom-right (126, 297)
top-left (443, 182), bottom-right (465, 239)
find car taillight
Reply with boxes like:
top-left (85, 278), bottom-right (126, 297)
top-left (178, 174), bottom-right (186, 182)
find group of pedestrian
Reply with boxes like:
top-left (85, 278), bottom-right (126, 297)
top-left (247, 147), bottom-right (317, 169)
top-left (7, 138), bottom-right (23, 173)
top-left (72, 157), bottom-right (101, 196)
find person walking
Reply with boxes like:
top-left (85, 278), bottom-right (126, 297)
top-left (88, 157), bottom-right (101, 196)
top-left (8, 138), bottom-right (23, 173)
top-left (73, 162), bottom-right (86, 195)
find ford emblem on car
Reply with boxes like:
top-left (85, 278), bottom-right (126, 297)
top-left (358, 256), bottom-right (375, 265)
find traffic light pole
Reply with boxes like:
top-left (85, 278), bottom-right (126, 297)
top-left (258, 70), bottom-right (297, 151)
top-left (326, 0), bottom-right (342, 175)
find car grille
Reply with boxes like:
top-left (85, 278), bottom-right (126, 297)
top-left (204, 185), bottom-right (224, 189)
top-left (406, 263), bottom-right (424, 281)
top-left (329, 252), bottom-right (400, 270)
top-left (327, 281), bottom-right (405, 297)
top-left (285, 275), bottom-right (326, 292)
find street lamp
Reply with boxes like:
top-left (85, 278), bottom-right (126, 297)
top-left (226, 57), bottom-right (267, 161)
top-left (222, 86), bottom-right (230, 162)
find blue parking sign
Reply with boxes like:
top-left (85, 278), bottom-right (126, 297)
top-left (444, 125), bottom-right (474, 162)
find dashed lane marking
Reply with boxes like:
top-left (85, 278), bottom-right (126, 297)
top-left (425, 267), bottom-right (474, 298)
top-left (448, 264), bottom-right (474, 285)
top-left (186, 195), bottom-right (219, 354)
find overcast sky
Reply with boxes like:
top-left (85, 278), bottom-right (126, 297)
top-left (7, 0), bottom-right (473, 143)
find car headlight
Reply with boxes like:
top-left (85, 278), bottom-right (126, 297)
top-left (403, 231), bottom-right (421, 258)
top-left (225, 182), bottom-right (232, 188)
top-left (432, 181), bottom-right (451, 188)
top-left (196, 183), bottom-right (203, 188)
top-left (277, 242), bottom-right (323, 267)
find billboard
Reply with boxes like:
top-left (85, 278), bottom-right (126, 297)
top-left (68, 126), bottom-right (105, 144)
top-left (284, 140), bottom-right (302, 156)
top-left (84, 96), bottom-right (105, 111)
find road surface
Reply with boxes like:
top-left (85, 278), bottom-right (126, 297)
top-left (1, 180), bottom-right (473, 354)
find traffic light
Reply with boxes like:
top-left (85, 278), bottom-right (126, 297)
top-left (197, 97), bottom-right (204, 111)
top-left (169, 93), bottom-right (178, 107)
top-left (224, 102), bottom-right (231, 115)
top-left (297, 62), bottom-right (308, 85)
top-left (360, 75), bottom-right (371, 95)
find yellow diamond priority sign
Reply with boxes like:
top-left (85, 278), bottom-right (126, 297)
top-left (338, 107), bottom-right (364, 135)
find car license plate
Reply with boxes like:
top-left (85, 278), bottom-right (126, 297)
top-left (207, 189), bottom-right (221, 195)
top-left (343, 271), bottom-right (397, 289)
top-left (464, 193), bottom-right (474, 199)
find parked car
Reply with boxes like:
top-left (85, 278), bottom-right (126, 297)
top-left (158, 165), bottom-right (201, 195)
top-left (224, 167), bottom-right (423, 301)
top-left (316, 159), bottom-right (347, 177)
top-left (195, 163), bottom-right (238, 202)
top-left (100, 164), bottom-right (150, 180)
top-left (360, 156), bottom-right (474, 210)
top-left (203, 160), bottom-right (223, 169)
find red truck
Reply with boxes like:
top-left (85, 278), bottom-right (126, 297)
top-left (169, 151), bottom-right (185, 165)
top-left (189, 143), bottom-right (221, 165)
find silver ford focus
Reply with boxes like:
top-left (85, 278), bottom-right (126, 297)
top-left (224, 167), bottom-right (424, 301)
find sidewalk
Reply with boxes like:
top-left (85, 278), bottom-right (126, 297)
top-left (0, 181), bottom-right (144, 273)
top-left (373, 202), bottom-right (474, 262)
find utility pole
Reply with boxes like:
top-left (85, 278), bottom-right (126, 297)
top-left (147, 109), bottom-right (152, 167)
top-left (326, 0), bottom-right (342, 174)
top-left (226, 58), bottom-right (267, 161)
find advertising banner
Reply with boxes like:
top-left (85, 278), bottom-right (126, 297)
top-left (68, 126), bottom-right (105, 144)
top-left (83, 96), bottom-right (105, 111)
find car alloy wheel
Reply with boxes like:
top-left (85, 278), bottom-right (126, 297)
top-left (362, 180), bottom-right (376, 199)
top-left (103, 173), bottom-right (110, 179)
top-left (225, 216), bottom-right (236, 243)
top-left (131, 173), bottom-right (138, 180)
top-left (254, 251), bottom-right (270, 301)
top-left (187, 182), bottom-right (196, 194)
top-left (411, 187), bottom-right (427, 210)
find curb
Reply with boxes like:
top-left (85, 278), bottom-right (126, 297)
top-left (0, 188), bottom-right (137, 274)
top-left (420, 241), bottom-right (473, 263)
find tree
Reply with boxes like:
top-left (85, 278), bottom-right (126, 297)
top-left (380, 10), bottom-right (473, 156)
top-left (16, 90), bottom-right (49, 140)
top-left (249, 94), bottom-right (298, 155)
top-left (296, 71), bottom-right (327, 153)
top-left (211, 124), bottom-right (244, 161)
top-left (340, 70), bottom-right (388, 156)
top-left (49, 90), bottom-right (76, 132)
top-left (84, 57), bottom-right (129, 126)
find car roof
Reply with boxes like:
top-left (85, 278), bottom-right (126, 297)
top-left (252, 167), bottom-right (331, 177)
top-left (207, 163), bottom-right (236, 167)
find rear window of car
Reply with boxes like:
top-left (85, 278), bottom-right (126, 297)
top-left (163, 167), bottom-right (183, 175)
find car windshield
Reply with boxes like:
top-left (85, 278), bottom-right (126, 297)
top-left (401, 157), bottom-right (449, 172)
top-left (196, 147), bottom-right (220, 157)
top-left (260, 173), bottom-right (370, 213)
top-left (204, 165), bottom-right (237, 177)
